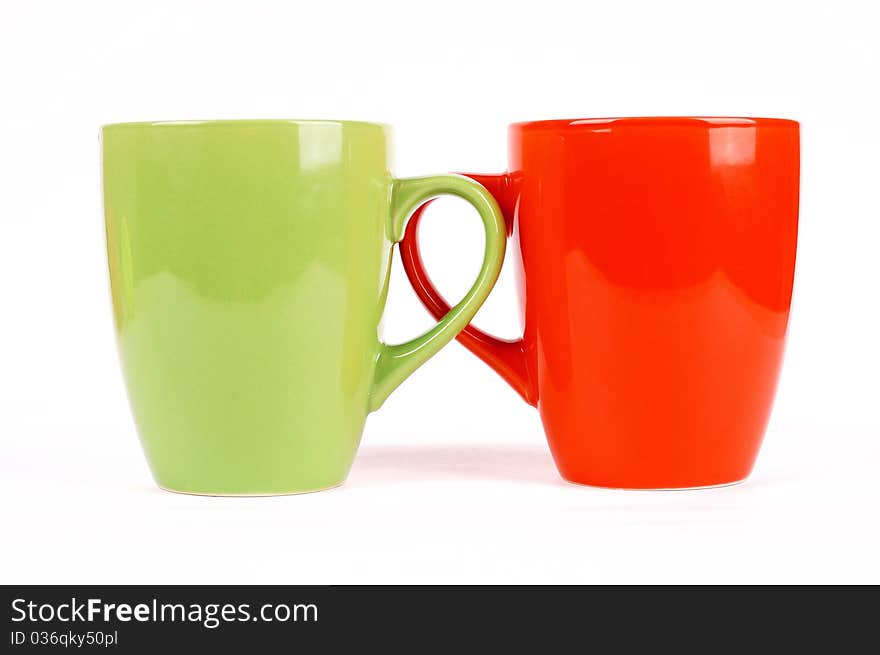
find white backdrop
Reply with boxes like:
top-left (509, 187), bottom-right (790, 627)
top-left (1, 0), bottom-right (878, 583)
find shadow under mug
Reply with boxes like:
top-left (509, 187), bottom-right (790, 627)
top-left (401, 117), bottom-right (800, 489)
top-left (102, 119), bottom-right (505, 495)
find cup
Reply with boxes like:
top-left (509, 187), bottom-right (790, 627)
top-left (400, 117), bottom-right (800, 489)
top-left (102, 119), bottom-right (505, 495)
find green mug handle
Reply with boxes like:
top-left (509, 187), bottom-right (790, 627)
top-left (369, 174), bottom-right (506, 411)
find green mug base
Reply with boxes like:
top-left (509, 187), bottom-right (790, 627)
top-left (156, 481), bottom-right (345, 497)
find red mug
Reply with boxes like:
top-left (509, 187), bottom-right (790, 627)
top-left (401, 117), bottom-right (800, 489)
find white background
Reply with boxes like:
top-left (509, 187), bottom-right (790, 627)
top-left (1, 0), bottom-right (878, 584)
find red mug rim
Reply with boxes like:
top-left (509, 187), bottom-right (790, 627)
top-left (511, 116), bottom-right (799, 131)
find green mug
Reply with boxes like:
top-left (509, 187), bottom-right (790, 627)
top-left (102, 119), bottom-right (505, 495)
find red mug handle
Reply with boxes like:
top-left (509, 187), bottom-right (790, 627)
top-left (399, 173), bottom-right (538, 406)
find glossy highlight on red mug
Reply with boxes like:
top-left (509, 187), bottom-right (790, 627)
top-left (400, 117), bottom-right (800, 489)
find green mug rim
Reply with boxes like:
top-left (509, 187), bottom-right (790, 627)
top-left (101, 119), bottom-right (390, 131)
